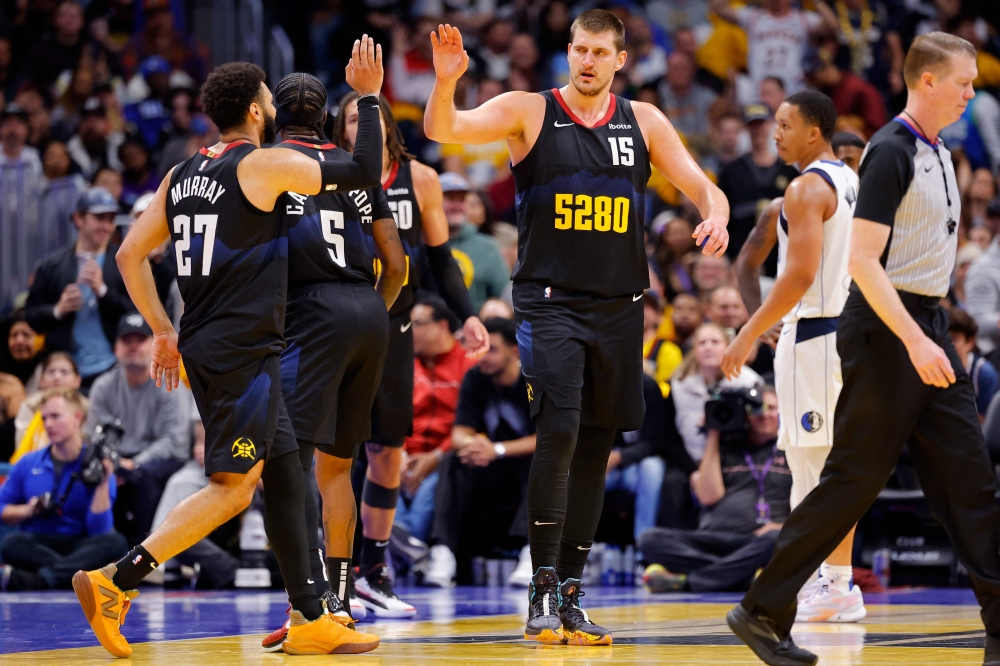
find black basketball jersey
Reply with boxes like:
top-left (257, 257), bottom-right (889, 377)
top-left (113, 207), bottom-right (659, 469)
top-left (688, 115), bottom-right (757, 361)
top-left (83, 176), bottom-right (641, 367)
top-left (511, 89), bottom-right (651, 297)
top-left (166, 141), bottom-right (286, 374)
top-left (382, 160), bottom-right (423, 316)
top-left (280, 139), bottom-right (392, 290)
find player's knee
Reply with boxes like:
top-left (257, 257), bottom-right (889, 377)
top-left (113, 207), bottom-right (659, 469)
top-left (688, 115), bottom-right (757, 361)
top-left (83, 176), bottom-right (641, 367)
top-left (315, 453), bottom-right (353, 483)
top-left (367, 442), bottom-right (403, 476)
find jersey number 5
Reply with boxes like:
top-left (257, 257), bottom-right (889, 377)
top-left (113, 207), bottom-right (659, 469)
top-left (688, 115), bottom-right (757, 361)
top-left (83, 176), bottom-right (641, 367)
top-left (174, 214), bottom-right (218, 276)
top-left (321, 210), bottom-right (347, 267)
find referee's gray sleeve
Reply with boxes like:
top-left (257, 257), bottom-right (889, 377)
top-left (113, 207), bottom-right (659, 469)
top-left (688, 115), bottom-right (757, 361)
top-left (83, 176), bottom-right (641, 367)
top-left (854, 140), bottom-right (914, 227)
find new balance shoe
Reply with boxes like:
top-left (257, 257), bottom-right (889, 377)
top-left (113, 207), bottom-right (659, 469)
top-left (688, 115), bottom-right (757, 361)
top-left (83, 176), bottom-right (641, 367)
top-left (72, 564), bottom-right (139, 658)
top-left (726, 604), bottom-right (818, 666)
top-left (524, 567), bottom-right (563, 644)
top-left (262, 592), bottom-right (355, 652)
top-left (282, 609), bottom-right (380, 655)
top-left (796, 579), bottom-right (867, 623)
top-left (422, 544), bottom-right (456, 588)
top-left (559, 578), bottom-right (612, 645)
top-left (354, 564), bottom-right (417, 618)
top-left (507, 545), bottom-right (532, 587)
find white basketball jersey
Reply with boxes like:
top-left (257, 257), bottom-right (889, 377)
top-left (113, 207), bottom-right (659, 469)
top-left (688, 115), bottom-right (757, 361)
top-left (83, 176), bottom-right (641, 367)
top-left (777, 159), bottom-right (859, 323)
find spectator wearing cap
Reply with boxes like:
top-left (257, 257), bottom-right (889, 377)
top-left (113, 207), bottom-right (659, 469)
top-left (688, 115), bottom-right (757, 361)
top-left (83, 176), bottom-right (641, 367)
top-left (948, 308), bottom-right (999, 422)
top-left (966, 199), bottom-right (1000, 365)
top-left (716, 105), bottom-right (798, 269)
top-left (67, 97), bottom-right (125, 180)
top-left (657, 51), bottom-right (718, 145)
top-left (86, 312), bottom-right (189, 544)
top-left (0, 102), bottom-right (42, 310)
top-left (439, 173), bottom-right (511, 313)
top-left (39, 140), bottom-right (88, 261)
top-left (26, 188), bottom-right (134, 390)
top-left (804, 45), bottom-right (887, 139)
top-left (123, 56), bottom-right (173, 151)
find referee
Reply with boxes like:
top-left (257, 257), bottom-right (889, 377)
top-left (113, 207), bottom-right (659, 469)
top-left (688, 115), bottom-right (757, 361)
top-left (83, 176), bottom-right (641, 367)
top-left (728, 33), bottom-right (1000, 666)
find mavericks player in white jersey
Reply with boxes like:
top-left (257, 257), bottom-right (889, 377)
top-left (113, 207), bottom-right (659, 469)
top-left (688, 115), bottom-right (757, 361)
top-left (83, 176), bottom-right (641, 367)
top-left (722, 91), bottom-right (864, 622)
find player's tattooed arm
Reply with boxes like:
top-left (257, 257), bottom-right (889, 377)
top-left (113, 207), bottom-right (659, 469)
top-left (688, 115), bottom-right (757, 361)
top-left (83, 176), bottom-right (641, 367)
top-left (735, 197), bottom-right (782, 316)
top-left (372, 216), bottom-right (406, 310)
top-left (117, 168), bottom-right (182, 391)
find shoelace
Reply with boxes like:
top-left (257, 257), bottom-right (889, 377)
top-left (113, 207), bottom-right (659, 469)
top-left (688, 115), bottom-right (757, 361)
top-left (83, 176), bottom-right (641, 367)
top-left (531, 584), bottom-right (560, 617)
top-left (562, 589), bottom-right (592, 625)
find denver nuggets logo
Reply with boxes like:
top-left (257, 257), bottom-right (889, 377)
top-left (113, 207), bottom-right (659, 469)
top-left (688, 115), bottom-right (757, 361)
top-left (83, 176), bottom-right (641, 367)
top-left (801, 411), bottom-right (823, 433)
top-left (526, 383), bottom-right (534, 402)
top-left (232, 437), bottom-right (257, 459)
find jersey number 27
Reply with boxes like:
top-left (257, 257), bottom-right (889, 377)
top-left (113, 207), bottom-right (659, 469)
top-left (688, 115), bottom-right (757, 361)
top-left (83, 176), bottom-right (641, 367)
top-left (174, 214), bottom-right (218, 276)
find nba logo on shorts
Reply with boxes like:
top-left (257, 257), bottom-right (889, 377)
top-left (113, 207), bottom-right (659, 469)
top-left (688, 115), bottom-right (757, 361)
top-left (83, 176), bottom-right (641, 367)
top-left (801, 411), bottom-right (823, 433)
top-left (544, 287), bottom-right (552, 298)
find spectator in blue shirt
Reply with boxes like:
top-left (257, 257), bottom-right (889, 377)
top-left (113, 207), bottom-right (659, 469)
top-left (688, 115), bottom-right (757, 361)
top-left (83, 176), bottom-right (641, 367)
top-left (0, 388), bottom-right (126, 590)
top-left (949, 308), bottom-right (999, 423)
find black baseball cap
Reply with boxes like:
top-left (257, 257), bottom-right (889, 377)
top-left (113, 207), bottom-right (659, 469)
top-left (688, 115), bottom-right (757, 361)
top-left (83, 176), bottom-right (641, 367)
top-left (744, 103), bottom-right (772, 124)
top-left (77, 187), bottom-right (120, 215)
top-left (0, 102), bottom-right (29, 124)
top-left (117, 312), bottom-right (153, 340)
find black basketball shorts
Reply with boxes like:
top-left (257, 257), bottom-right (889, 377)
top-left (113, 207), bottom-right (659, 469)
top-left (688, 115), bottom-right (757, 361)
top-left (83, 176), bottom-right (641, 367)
top-left (369, 310), bottom-right (415, 446)
top-left (282, 282), bottom-right (390, 459)
top-left (185, 354), bottom-right (298, 476)
top-left (513, 281), bottom-right (645, 430)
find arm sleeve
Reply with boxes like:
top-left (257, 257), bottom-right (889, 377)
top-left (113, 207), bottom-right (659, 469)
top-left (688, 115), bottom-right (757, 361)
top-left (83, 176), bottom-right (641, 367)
top-left (133, 390), bottom-right (188, 465)
top-left (371, 186), bottom-right (393, 222)
top-left (854, 138), bottom-right (914, 227)
top-left (453, 372), bottom-right (486, 431)
top-left (425, 242), bottom-right (477, 322)
top-left (318, 98), bottom-right (383, 191)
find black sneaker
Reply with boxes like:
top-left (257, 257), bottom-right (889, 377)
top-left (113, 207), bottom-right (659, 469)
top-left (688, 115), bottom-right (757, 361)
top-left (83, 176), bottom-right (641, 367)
top-left (559, 578), bottom-right (612, 645)
top-left (726, 604), bottom-right (818, 666)
top-left (354, 564), bottom-right (417, 618)
top-left (320, 588), bottom-right (356, 629)
top-left (524, 567), bottom-right (563, 644)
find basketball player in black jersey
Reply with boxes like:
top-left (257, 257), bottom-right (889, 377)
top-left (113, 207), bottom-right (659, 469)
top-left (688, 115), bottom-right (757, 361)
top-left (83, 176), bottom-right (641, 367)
top-left (72, 40), bottom-right (386, 658)
top-left (258, 73), bottom-right (407, 651)
top-left (333, 93), bottom-right (489, 617)
top-left (426, 11), bottom-right (730, 645)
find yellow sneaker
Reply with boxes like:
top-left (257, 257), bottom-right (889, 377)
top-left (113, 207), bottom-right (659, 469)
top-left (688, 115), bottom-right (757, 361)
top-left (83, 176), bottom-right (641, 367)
top-left (282, 610), bottom-right (380, 655)
top-left (72, 564), bottom-right (139, 658)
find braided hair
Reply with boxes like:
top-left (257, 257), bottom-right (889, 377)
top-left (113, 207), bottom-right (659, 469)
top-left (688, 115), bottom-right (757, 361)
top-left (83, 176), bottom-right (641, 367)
top-left (333, 91), bottom-right (415, 164)
top-left (273, 72), bottom-right (329, 140)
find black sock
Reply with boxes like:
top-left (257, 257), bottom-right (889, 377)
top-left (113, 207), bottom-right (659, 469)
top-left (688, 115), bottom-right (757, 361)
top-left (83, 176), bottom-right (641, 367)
top-left (527, 397), bottom-right (581, 572)
top-left (360, 536), bottom-right (387, 572)
top-left (327, 557), bottom-right (353, 602)
top-left (263, 451), bottom-right (322, 621)
top-left (112, 545), bottom-right (158, 590)
top-left (556, 540), bottom-right (592, 584)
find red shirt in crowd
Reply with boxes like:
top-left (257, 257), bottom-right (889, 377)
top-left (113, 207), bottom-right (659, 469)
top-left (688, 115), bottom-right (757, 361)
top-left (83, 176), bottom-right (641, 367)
top-left (826, 71), bottom-right (887, 138)
top-left (403, 341), bottom-right (476, 456)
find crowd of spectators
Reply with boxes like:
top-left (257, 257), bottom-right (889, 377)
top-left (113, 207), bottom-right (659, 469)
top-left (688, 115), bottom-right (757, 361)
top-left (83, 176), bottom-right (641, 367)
top-left (1, 0), bottom-right (1000, 593)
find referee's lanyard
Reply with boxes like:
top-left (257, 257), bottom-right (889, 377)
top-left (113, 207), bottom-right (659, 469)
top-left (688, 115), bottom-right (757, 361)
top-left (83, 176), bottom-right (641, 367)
top-left (745, 444), bottom-right (778, 525)
top-left (899, 112), bottom-right (956, 234)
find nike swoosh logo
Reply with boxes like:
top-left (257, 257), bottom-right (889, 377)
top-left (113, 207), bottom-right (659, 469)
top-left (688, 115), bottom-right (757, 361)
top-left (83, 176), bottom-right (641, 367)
top-left (400, 322), bottom-right (412, 332)
top-left (633, 293), bottom-right (642, 301)
top-left (376, 541), bottom-right (390, 547)
top-left (924, 165), bottom-right (934, 172)
top-left (554, 121), bottom-right (574, 128)
top-left (534, 521), bottom-right (557, 526)
top-left (577, 546), bottom-right (591, 551)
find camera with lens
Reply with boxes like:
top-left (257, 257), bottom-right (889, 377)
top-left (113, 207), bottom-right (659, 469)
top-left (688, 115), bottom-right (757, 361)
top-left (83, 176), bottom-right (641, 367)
top-left (81, 419), bottom-right (124, 486)
top-left (704, 387), bottom-right (764, 437)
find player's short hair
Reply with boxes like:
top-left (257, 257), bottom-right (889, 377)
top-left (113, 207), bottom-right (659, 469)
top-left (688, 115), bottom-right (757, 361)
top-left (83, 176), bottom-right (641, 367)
top-left (785, 90), bottom-right (837, 142)
top-left (274, 72), bottom-right (329, 139)
top-left (333, 91), bottom-right (415, 165)
top-left (948, 307), bottom-right (979, 340)
top-left (570, 9), bottom-right (626, 53)
top-left (39, 387), bottom-right (87, 416)
top-left (201, 62), bottom-right (267, 133)
top-left (832, 131), bottom-right (866, 153)
top-left (903, 32), bottom-right (977, 89)
top-left (484, 317), bottom-right (517, 346)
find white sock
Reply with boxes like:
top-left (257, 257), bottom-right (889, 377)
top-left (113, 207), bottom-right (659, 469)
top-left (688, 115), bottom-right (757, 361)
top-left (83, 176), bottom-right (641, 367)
top-left (821, 563), bottom-right (854, 592)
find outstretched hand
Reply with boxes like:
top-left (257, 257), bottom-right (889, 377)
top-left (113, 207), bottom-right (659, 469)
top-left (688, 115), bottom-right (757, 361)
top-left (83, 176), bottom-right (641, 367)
top-left (345, 34), bottom-right (384, 96)
top-left (430, 24), bottom-right (470, 84)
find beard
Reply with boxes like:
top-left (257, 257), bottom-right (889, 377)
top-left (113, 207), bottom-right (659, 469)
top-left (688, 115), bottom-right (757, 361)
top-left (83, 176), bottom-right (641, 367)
top-left (571, 73), bottom-right (606, 97)
top-left (261, 112), bottom-right (277, 145)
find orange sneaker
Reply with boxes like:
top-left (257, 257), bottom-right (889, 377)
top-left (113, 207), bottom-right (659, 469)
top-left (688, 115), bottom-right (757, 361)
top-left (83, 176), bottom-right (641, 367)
top-left (72, 564), bottom-right (139, 658)
top-left (282, 610), bottom-right (380, 655)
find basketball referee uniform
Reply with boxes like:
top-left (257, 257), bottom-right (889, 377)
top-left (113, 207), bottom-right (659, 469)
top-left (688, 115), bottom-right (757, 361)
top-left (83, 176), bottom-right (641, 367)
top-left (740, 117), bottom-right (1000, 636)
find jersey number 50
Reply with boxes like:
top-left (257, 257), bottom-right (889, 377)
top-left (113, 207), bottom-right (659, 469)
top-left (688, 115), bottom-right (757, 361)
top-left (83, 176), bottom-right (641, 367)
top-left (554, 194), bottom-right (630, 233)
top-left (174, 214), bottom-right (218, 276)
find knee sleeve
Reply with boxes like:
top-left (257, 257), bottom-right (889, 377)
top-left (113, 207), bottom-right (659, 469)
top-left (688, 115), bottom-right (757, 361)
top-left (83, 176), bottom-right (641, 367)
top-left (362, 478), bottom-right (400, 509)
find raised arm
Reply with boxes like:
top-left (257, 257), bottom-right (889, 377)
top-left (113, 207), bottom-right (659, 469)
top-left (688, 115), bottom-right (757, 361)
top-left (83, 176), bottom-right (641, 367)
top-left (735, 197), bottom-right (782, 316)
top-left (633, 101), bottom-right (730, 257)
top-left (116, 170), bottom-right (179, 390)
top-left (424, 24), bottom-right (541, 149)
top-left (721, 177), bottom-right (832, 380)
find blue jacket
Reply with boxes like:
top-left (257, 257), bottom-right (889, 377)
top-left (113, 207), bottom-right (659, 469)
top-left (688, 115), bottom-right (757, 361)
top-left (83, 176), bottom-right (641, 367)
top-left (0, 446), bottom-right (116, 537)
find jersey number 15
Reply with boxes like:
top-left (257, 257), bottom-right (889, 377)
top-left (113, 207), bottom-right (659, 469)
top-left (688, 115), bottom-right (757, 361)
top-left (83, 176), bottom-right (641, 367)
top-left (174, 214), bottom-right (218, 276)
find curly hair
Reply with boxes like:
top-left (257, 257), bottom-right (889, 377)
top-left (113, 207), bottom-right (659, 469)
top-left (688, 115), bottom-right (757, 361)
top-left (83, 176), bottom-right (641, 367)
top-left (333, 91), bottom-right (414, 165)
top-left (274, 72), bottom-right (329, 139)
top-left (201, 62), bottom-right (267, 133)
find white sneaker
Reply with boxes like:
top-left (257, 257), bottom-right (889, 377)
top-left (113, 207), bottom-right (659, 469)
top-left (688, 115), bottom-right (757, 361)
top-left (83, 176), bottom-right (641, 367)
top-left (422, 544), bottom-right (456, 588)
top-left (354, 564), bottom-right (417, 618)
top-left (796, 578), bottom-right (867, 623)
top-left (797, 573), bottom-right (825, 603)
top-left (348, 571), bottom-right (367, 621)
top-left (507, 545), bottom-right (532, 587)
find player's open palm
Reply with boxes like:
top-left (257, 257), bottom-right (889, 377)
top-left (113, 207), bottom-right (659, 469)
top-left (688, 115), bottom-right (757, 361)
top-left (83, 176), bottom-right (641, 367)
top-left (431, 24), bottom-right (469, 83)
top-left (906, 333), bottom-right (956, 389)
top-left (151, 330), bottom-right (181, 391)
top-left (345, 34), bottom-right (383, 97)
